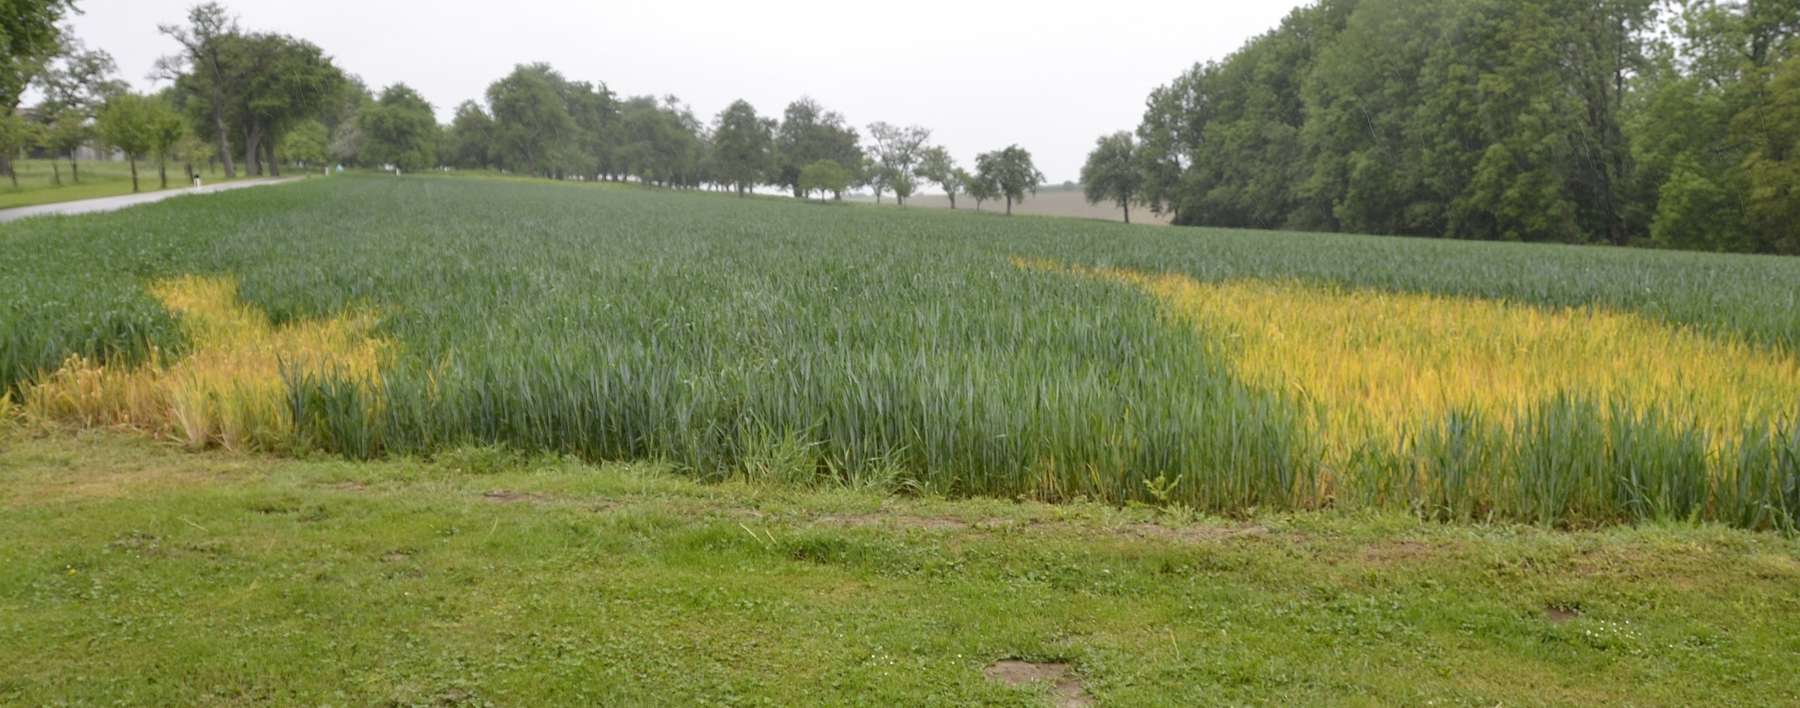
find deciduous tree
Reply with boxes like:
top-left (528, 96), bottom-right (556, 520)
top-left (1080, 132), bottom-right (1143, 223)
top-left (97, 93), bottom-right (157, 192)
top-left (866, 121), bottom-right (930, 205)
top-left (0, 113), bottom-right (40, 188)
top-left (357, 83), bottom-right (438, 171)
top-left (0, 0), bottom-right (78, 180)
top-left (485, 64), bottom-right (575, 176)
top-left (279, 117), bottom-right (328, 170)
top-left (975, 145), bottom-right (1043, 216)
top-left (797, 159), bottom-right (851, 201)
top-left (158, 2), bottom-right (244, 177)
top-left (712, 99), bottom-right (773, 197)
top-left (914, 146), bottom-right (962, 208)
top-left (147, 94), bottom-right (185, 188)
top-left (775, 98), bottom-right (861, 198)
top-left (965, 167), bottom-right (997, 211)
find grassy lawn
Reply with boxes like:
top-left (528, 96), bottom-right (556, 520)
top-left (0, 159), bottom-right (238, 210)
top-left (2, 426), bottom-right (1796, 705)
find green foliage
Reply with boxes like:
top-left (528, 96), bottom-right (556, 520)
top-left (357, 83), bottom-right (438, 171)
top-left (774, 98), bottom-right (861, 198)
top-left (279, 118), bottom-right (329, 167)
top-left (796, 159), bottom-right (851, 200)
top-left (0, 0), bottom-right (77, 115)
top-left (31, 35), bottom-right (127, 118)
top-left (974, 145), bottom-right (1043, 215)
top-left (484, 64), bottom-right (577, 176)
top-left (1735, 48), bottom-right (1800, 254)
top-left (1079, 131), bottom-right (1141, 223)
top-left (445, 100), bottom-right (494, 169)
top-left (39, 107), bottom-right (87, 162)
top-left (240, 33), bottom-right (345, 171)
top-left (1649, 157), bottom-right (1746, 250)
top-left (1133, 0), bottom-right (1800, 253)
top-left (96, 94), bottom-right (156, 157)
top-left (0, 112), bottom-right (37, 186)
top-left (960, 167), bottom-right (994, 210)
top-left (914, 146), bottom-right (960, 207)
top-left (711, 99), bottom-right (774, 196)
top-left (867, 122), bottom-right (930, 205)
top-left (97, 93), bottom-right (161, 192)
top-left (434, 443), bottom-right (529, 476)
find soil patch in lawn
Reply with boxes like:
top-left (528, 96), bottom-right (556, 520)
top-left (984, 659), bottom-right (1093, 707)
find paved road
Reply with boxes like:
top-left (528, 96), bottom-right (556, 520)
top-left (0, 177), bottom-right (302, 224)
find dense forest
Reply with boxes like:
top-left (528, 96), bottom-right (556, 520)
top-left (1123, 0), bottom-right (1799, 253)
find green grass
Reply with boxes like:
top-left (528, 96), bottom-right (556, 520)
top-left (2, 175), bottom-right (1797, 527)
top-left (0, 158), bottom-right (236, 209)
top-left (2, 428), bottom-right (1797, 705)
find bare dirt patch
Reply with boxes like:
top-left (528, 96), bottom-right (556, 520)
top-left (1123, 522), bottom-right (1268, 544)
top-left (1545, 605), bottom-right (1582, 624)
top-left (984, 659), bottom-right (1093, 707)
top-left (1360, 539), bottom-right (1442, 564)
top-left (481, 489), bottom-right (549, 503)
top-left (816, 513), bottom-right (975, 531)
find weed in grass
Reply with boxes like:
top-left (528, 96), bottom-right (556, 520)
top-left (434, 444), bottom-right (528, 475)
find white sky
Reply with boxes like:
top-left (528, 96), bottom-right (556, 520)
top-left (63, 0), bottom-right (1307, 182)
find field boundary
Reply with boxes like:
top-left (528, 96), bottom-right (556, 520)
top-left (0, 177), bottom-right (302, 224)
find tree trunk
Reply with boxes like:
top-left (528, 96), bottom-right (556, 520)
top-left (69, 152), bottom-right (79, 183)
top-left (128, 156), bottom-right (139, 193)
top-left (266, 136), bottom-right (280, 177)
top-left (1006, 196), bottom-right (1013, 215)
top-left (244, 122), bottom-right (265, 177)
top-left (159, 157), bottom-right (168, 189)
top-left (3, 155), bottom-right (15, 189)
top-left (948, 193), bottom-right (956, 210)
top-left (1123, 202), bottom-right (1131, 225)
top-left (211, 100), bottom-right (235, 179)
top-left (51, 159), bottom-right (61, 186)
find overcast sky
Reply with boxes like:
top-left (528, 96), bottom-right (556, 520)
top-left (64, 0), bottom-right (1306, 182)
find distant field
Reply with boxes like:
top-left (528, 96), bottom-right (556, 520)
top-left (856, 186), bottom-right (1173, 224)
top-left (3, 174), bottom-right (1797, 529)
top-left (0, 158), bottom-right (239, 209)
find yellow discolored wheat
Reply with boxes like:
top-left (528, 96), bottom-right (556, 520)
top-left (23, 275), bottom-right (389, 450)
top-left (1021, 258), bottom-right (1800, 469)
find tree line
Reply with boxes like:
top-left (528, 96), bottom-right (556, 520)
top-left (2, 1), bottom-right (1046, 209)
top-left (439, 64), bottom-right (1045, 213)
top-left (1081, 0), bottom-right (1799, 254)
